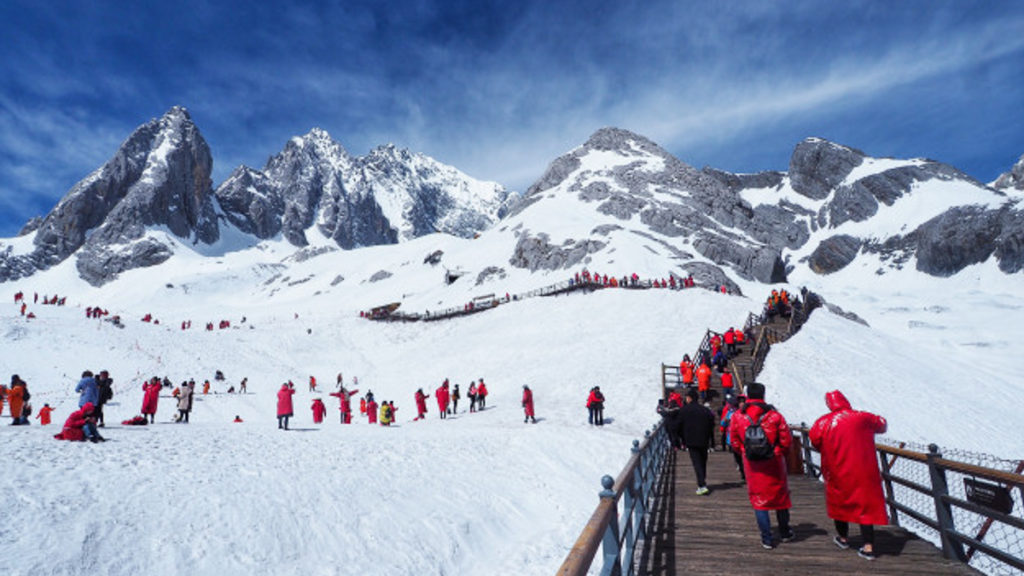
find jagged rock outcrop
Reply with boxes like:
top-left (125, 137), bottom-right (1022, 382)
top-left (789, 138), bottom-right (864, 200)
top-left (0, 106), bottom-right (219, 285)
top-left (508, 127), bottom-right (789, 285)
top-left (993, 154), bottom-right (1024, 191)
top-left (807, 235), bottom-right (862, 274)
top-left (214, 132), bottom-right (514, 249)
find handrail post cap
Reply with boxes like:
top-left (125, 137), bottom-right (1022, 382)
top-left (928, 443), bottom-right (940, 455)
top-left (600, 475), bottom-right (615, 497)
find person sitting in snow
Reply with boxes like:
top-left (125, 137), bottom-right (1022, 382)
top-left (54, 402), bottom-right (104, 442)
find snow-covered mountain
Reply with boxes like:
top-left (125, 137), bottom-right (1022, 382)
top-left (0, 107), bottom-right (219, 286)
top-left (2, 121), bottom-right (1023, 576)
top-left (0, 108), bottom-right (515, 286)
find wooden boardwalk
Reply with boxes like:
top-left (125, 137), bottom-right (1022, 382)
top-left (640, 449), bottom-right (982, 576)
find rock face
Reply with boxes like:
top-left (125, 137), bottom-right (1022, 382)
top-left (993, 154), bottom-right (1024, 191)
top-left (215, 132), bottom-right (515, 249)
top-left (507, 127), bottom-right (791, 287)
top-left (0, 106), bottom-right (219, 285)
top-left (1, 109), bottom-right (516, 286)
top-left (789, 138), bottom-right (864, 200)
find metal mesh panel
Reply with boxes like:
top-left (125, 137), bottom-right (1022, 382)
top-left (877, 438), bottom-right (1024, 576)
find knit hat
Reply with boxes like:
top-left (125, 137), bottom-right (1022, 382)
top-left (685, 388), bottom-right (698, 401)
top-left (746, 382), bottom-right (766, 400)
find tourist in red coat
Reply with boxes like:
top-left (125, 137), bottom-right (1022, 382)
top-left (521, 385), bottom-right (536, 423)
top-left (435, 382), bottom-right (450, 420)
top-left (141, 377), bottom-right (161, 423)
top-left (311, 398), bottom-right (327, 424)
top-left (729, 382), bottom-right (794, 549)
top-left (54, 402), bottom-right (104, 442)
top-left (809, 390), bottom-right (888, 559)
top-left (413, 388), bottom-right (429, 420)
top-left (277, 382), bottom-right (295, 430)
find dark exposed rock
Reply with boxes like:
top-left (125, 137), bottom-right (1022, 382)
top-left (509, 231), bottom-right (606, 272)
top-left (993, 154), bottom-right (1024, 191)
top-left (216, 166), bottom-right (283, 238)
top-left (994, 207), bottom-right (1024, 273)
top-left (475, 266), bottom-right (506, 285)
top-left (789, 138), bottom-right (864, 200)
top-left (368, 270), bottom-right (392, 283)
top-left (913, 205), bottom-right (1002, 276)
top-left (76, 237), bottom-right (174, 286)
top-left (807, 235), bottom-right (862, 274)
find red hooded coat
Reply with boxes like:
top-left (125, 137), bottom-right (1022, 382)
top-left (277, 385), bottom-right (295, 417)
top-left (311, 399), bottom-right (327, 424)
top-left (55, 402), bottom-right (94, 441)
top-left (141, 381), bottom-right (161, 416)
top-left (435, 385), bottom-right (450, 413)
top-left (522, 387), bottom-right (535, 418)
top-left (729, 400), bottom-right (792, 510)
top-left (809, 390), bottom-right (889, 525)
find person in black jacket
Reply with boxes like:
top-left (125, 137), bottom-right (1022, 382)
top-left (95, 370), bottom-right (114, 427)
top-left (679, 388), bottom-right (717, 495)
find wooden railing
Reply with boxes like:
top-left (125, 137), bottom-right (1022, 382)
top-left (793, 427), bottom-right (1024, 575)
top-left (557, 423), bottom-right (670, 576)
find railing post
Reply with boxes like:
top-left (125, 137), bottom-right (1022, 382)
top-left (927, 444), bottom-right (967, 563)
top-left (878, 447), bottom-right (900, 527)
top-left (800, 424), bottom-right (815, 478)
top-left (598, 475), bottom-right (623, 576)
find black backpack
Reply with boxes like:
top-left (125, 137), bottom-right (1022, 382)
top-left (743, 410), bottom-right (775, 461)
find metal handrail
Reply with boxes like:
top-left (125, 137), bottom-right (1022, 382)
top-left (792, 426), bottom-right (1024, 574)
top-left (558, 422), bottom-right (670, 576)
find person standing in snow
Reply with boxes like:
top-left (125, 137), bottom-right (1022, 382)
top-left (379, 401), bottom-right (392, 426)
top-left (451, 384), bottom-right (460, 414)
top-left (36, 403), bottom-right (54, 426)
top-left (476, 379), bottom-right (488, 410)
top-left (522, 385), bottom-right (536, 424)
top-left (7, 375), bottom-right (29, 425)
top-left (95, 370), bottom-right (114, 428)
top-left (311, 398), bottom-right (327, 424)
top-left (809, 390), bottom-right (888, 560)
top-left (141, 376), bottom-right (161, 423)
top-left (277, 382), bottom-right (295, 430)
top-left (367, 397), bottom-right (378, 424)
top-left (435, 381), bottom-right (450, 419)
top-left (176, 381), bottom-right (194, 423)
top-left (75, 371), bottom-right (99, 409)
top-left (468, 382), bottom-right (478, 413)
top-left (588, 386), bottom-right (605, 426)
top-left (413, 388), bottom-right (429, 421)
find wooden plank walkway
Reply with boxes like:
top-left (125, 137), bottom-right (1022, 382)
top-left (640, 449), bottom-right (982, 576)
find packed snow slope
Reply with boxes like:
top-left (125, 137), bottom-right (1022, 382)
top-left (2, 231), bottom-right (1023, 575)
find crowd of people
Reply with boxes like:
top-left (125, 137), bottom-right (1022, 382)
top-left (658, 288), bottom-right (886, 560)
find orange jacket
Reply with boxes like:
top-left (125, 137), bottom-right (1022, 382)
top-left (7, 385), bottom-right (24, 419)
top-left (696, 365), bottom-right (712, 391)
top-left (679, 361), bottom-right (694, 384)
top-left (36, 405), bottom-right (53, 425)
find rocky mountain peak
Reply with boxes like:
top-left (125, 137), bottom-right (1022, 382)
top-left (993, 153), bottom-right (1024, 191)
top-left (789, 137), bottom-right (865, 200)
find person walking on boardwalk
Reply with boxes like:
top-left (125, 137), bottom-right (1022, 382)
top-left (679, 388), bottom-right (716, 495)
top-left (729, 382), bottom-right (794, 549)
top-left (809, 390), bottom-right (888, 560)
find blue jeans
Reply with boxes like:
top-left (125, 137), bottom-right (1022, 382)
top-left (755, 509), bottom-right (791, 544)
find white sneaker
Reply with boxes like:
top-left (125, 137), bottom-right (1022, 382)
top-left (695, 486), bottom-right (710, 495)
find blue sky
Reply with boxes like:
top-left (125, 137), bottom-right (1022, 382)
top-left (1, 0), bottom-right (1023, 237)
